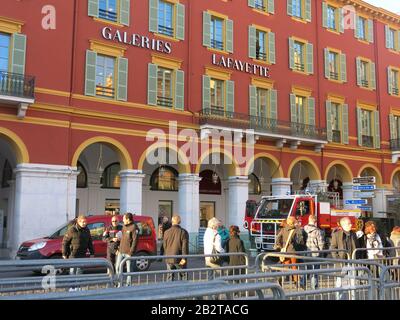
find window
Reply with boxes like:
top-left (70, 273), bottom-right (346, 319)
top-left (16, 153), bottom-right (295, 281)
top-left (360, 60), bottom-right (368, 87)
top-left (0, 33), bottom-right (10, 72)
top-left (292, 0), bottom-right (302, 18)
top-left (327, 5), bottom-right (336, 30)
top-left (210, 78), bottom-right (224, 114)
top-left (77, 162), bottom-right (88, 188)
top-left (150, 166), bottom-right (178, 191)
top-left (356, 58), bottom-right (375, 90)
top-left (211, 17), bottom-right (224, 51)
top-left (293, 41), bottom-right (305, 72)
top-left (388, 28), bottom-right (396, 50)
top-left (357, 17), bottom-right (367, 40)
top-left (255, 0), bottom-right (266, 11)
top-left (158, 0), bottom-right (174, 37)
top-left (256, 30), bottom-right (267, 62)
top-left (393, 115), bottom-right (400, 140)
top-left (328, 52), bottom-right (339, 80)
top-left (256, 88), bottom-right (269, 119)
top-left (295, 96), bottom-right (307, 124)
top-left (249, 173), bottom-right (261, 195)
top-left (157, 67), bottom-right (173, 107)
top-left (360, 109), bottom-right (373, 147)
top-left (324, 48), bottom-right (346, 83)
top-left (102, 163), bottom-right (120, 188)
top-left (331, 102), bottom-right (341, 143)
top-left (386, 26), bottom-right (399, 52)
top-left (1, 160), bottom-right (12, 188)
top-left (199, 170), bottom-right (221, 195)
top-left (389, 68), bottom-right (399, 96)
top-left (87, 222), bottom-right (105, 241)
top-left (95, 54), bottom-right (115, 98)
top-left (99, 0), bottom-right (118, 22)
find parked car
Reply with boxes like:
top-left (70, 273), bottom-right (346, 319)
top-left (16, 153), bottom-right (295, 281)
top-left (16, 214), bottom-right (157, 272)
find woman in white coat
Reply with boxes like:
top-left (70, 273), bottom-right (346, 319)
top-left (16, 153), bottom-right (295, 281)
top-left (203, 217), bottom-right (225, 279)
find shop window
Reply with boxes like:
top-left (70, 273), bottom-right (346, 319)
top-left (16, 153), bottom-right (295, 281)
top-left (77, 162), bottom-right (88, 188)
top-left (249, 173), bottom-right (261, 195)
top-left (102, 162), bottom-right (120, 189)
top-left (199, 170), bottom-right (221, 195)
top-left (150, 166), bottom-right (178, 191)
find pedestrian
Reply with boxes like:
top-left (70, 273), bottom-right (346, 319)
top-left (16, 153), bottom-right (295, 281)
top-left (388, 226), bottom-right (400, 263)
top-left (361, 221), bottom-right (384, 260)
top-left (225, 225), bottom-right (246, 276)
top-left (163, 215), bottom-right (189, 281)
top-left (115, 212), bottom-right (138, 286)
top-left (102, 215), bottom-right (122, 273)
top-left (158, 216), bottom-right (172, 257)
top-left (62, 215), bottom-right (95, 276)
top-left (204, 217), bottom-right (225, 280)
top-left (217, 223), bottom-right (230, 263)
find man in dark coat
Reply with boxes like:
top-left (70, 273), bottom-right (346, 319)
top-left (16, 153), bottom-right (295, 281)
top-left (225, 225), bottom-right (246, 275)
top-left (158, 216), bottom-right (172, 256)
top-left (62, 215), bottom-right (94, 275)
top-left (102, 215), bottom-right (122, 272)
top-left (163, 215), bottom-right (189, 281)
top-left (330, 217), bottom-right (363, 259)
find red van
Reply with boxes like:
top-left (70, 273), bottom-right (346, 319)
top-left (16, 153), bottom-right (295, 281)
top-left (16, 214), bottom-right (157, 271)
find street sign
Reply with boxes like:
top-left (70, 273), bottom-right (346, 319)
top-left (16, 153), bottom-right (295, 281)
top-left (353, 191), bottom-right (375, 198)
top-left (353, 176), bottom-right (376, 184)
top-left (357, 205), bottom-right (373, 212)
top-left (352, 185), bottom-right (376, 191)
top-left (345, 199), bottom-right (368, 205)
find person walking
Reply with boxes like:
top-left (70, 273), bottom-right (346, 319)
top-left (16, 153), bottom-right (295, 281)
top-left (163, 215), bottom-right (189, 281)
top-left (115, 213), bottom-right (138, 286)
top-left (225, 225), bottom-right (246, 276)
top-left (389, 226), bottom-right (400, 261)
top-left (158, 216), bottom-right (172, 257)
top-left (102, 215), bottom-right (122, 273)
top-left (204, 217), bottom-right (225, 280)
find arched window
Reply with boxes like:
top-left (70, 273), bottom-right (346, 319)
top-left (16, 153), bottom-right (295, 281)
top-left (77, 162), bottom-right (88, 188)
top-left (199, 170), bottom-right (221, 195)
top-left (102, 162), bottom-right (120, 189)
top-left (249, 173), bottom-right (261, 195)
top-left (1, 160), bottom-right (12, 188)
top-left (150, 166), bottom-right (178, 191)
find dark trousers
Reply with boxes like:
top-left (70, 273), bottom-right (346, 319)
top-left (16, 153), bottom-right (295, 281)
top-left (166, 263), bottom-right (187, 281)
top-left (107, 250), bottom-right (117, 273)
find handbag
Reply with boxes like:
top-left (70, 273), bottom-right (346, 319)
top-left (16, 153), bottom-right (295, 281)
top-left (280, 229), bottom-right (296, 263)
top-left (209, 234), bottom-right (222, 265)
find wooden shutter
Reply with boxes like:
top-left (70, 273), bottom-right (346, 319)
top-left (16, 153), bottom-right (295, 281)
top-left (290, 94), bottom-right (297, 123)
top-left (357, 108), bottom-right (362, 146)
top-left (268, 32), bottom-right (276, 64)
top-left (305, 0), bottom-right (312, 21)
top-left (385, 25), bottom-right (391, 49)
top-left (175, 70), bottom-right (184, 110)
top-left (248, 26), bottom-right (256, 59)
top-left (308, 97), bottom-right (315, 126)
top-left (226, 80), bottom-right (235, 116)
top-left (248, 0), bottom-right (255, 8)
top-left (11, 33), bottom-right (26, 75)
top-left (203, 12), bottom-right (211, 48)
top-left (342, 104), bottom-right (349, 144)
top-left (322, 2), bottom-right (328, 28)
top-left (287, 0), bottom-right (293, 17)
top-left (268, 0), bottom-right (275, 14)
top-left (306, 43), bottom-right (314, 74)
top-left (356, 58), bottom-right (361, 87)
top-left (388, 67), bottom-right (393, 95)
top-left (249, 85), bottom-right (257, 118)
top-left (88, 0), bottom-right (99, 18)
top-left (117, 57), bottom-right (128, 101)
top-left (354, 16), bottom-right (359, 39)
top-left (202, 75), bottom-right (211, 110)
top-left (370, 62), bottom-right (376, 90)
top-left (339, 8), bottom-right (344, 33)
top-left (397, 31), bottom-right (400, 52)
top-left (270, 89), bottom-right (277, 120)
top-left (119, 0), bottom-right (130, 26)
top-left (226, 19), bottom-right (234, 53)
top-left (84, 50), bottom-right (97, 97)
top-left (149, 0), bottom-right (158, 33)
top-left (368, 19), bottom-right (374, 43)
top-left (340, 53), bottom-right (347, 83)
top-left (289, 38), bottom-right (295, 70)
top-left (324, 48), bottom-right (330, 79)
top-left (374, 110), bottom-right (380, 149)
top-left (176, 4), bottom-right (185, 40)
top-left (389, 114), bottom-right (396, 140)
top-left (147, 63), bottom-right (158, 106)
top-left (326, 101), bottom-right (332, 142)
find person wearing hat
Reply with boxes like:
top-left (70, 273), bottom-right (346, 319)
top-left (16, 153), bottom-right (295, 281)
top-left (225, 225), bottom-right (246, 276)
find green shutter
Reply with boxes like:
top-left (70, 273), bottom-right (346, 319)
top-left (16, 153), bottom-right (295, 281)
top-left (119, 0), bottom-right (130, 26)
top-left (385, 25), bottom-right (391, 49)
top-left (368, 19), bottom-right (374, 43)
top-left (342, 104), bottom-right (349, 144)
top-left (268, 0), bottom-right (275, 14)
top-left (324, 48), bottom-right (330, 79)
top-left (202, 75), bottom-right (211, 110)
top-left (287, 0), bottom-right (293, 17)
top-left (374, 110), bottom-right (380, 149)
top-left (11, 33), bottom-right (27, 75)
top-left (357, 107), bottom-right (362, 146)
top-left (226, 80), bottom-right (234, 116)
top-left (117, 57), bottom-right (128, 101)
top-left (322, 2), bottom-right (328, 28)
top-left (356, 58), bottom-right (361, 86)
top-left (339, 8), bottom-right (344, 33)
top-left (248, 0), bottom-right (255, 8)
top-left (249, 26), bottom-right (256, 59)
top-left (340, 53), bottom-right (347, 83)
top-left (308, 97), bottom-right (315, 126)
top-left (149, 0), bottom-right (158, 33)
top-left (175, 70), bottom-right (184, 111)
top-left (354, 16), bottom-right (359, 39)
top-left (249, 85), bottom-right (257, 117)
top-left (370, 62), bottom-right (376, 90)
top-left (176, 3), bottom-right (185, 40)
top-left (203, 12), bottom-right (211, 48)
top-left (305, 0), bottom-right (312, 21)
top-left (388, 67), bottom-right (393, 95)
top-left (389, 114), bottom-right (396, 140)
top-left (226, 19), bottom-right (234, 53)
top-left (289, 38), bottom-right (295, 70)
top-left (306, 43), bottom-right (313, 74)
top-left (268, 32), bottom-right (276, 64)
top-left (290, 94), bottom-right (297, 123)
top-left (88, 0), bottom-right (99, 18)
top-left (397, 31), bottom-right (400, 52)
top-left (147, 63), bottom-right (158, 106)
top-left (326, 101), bottom-right (332, 142)
top-left (84, 50), bottom-right (97, 97)
top-left (270, 89), bottom-right (277, 120)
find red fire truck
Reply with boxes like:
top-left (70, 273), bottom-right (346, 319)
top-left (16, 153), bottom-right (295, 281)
top-left (248, 193), bottom-right (363, 251)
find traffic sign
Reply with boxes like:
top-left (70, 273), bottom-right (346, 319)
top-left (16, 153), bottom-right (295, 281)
top-left (353, 191), bottom-right (375, 198)
top-left (357, 205), bottom-right (373, 212)
top-left (345, 199), bottom-right (368, 205)
top-left (352, 185), bottom-right (376, 191)
top-left (353, 176), bottom-right (376, 184)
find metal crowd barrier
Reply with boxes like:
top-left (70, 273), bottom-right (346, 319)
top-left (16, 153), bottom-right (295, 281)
top-left (379, 265), bottom-right (400, 300)
top-left (351, 246), bottom-right (400, 260)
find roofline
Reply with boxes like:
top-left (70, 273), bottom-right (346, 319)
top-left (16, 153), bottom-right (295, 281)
top-left (345, 0), bottom-right (400, 24)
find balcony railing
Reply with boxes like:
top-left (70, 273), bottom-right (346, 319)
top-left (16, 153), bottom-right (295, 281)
top-left (0, 71), bottom-right (35, 100)
top-left (294, 63), bottom-right (305, 72)
top-left (158, 25), bottom-right (174, 37)
top-left (332, 130), bottom-right (341, 143)
top-left (255, 2), bottom-right (266, 11)
top-left (157, 96), bottom-right (173, 108)
top-left (96, 85), bottom-right (115, 98)
top-left (199, 108), bottom-right (327, 141)
top-left (361, 79), bottom-right (369, 87)
top-left (99, 9), bottom-right (117, 22)
top-left (392, 87), bottom-right (399, 96)
top-left (256, 51), bottom-right (267, 61)
top-left (330, 71), bottom-right (339, 81)
top-left (362, 135), bottom-right (374, 148)
top-left (390, 139), bottom-right (400, 151)
top-left (211, 39), bottom-right (224, 51)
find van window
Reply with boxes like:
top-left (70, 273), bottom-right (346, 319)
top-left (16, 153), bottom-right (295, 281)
top-left (87, 222), bottom-right (105, 240)
top-left (136, 221), bottom-right (152, 237)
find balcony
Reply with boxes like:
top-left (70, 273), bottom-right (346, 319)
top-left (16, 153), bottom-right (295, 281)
top-left (361, 79), bottom-right (369, 88)
top-left (157, 96), bottom-right (173, 108)
top-left (332, 130), bottom-right (341, 143)
top-left (362, 135), bottom-right (374, 148)
top-left (99, 9), bottom-right (117, 22)
top-left (256, 51), bottom-right (267, 62)
top-left (254, 2), bottom-right (266, 11)
top-left (330, 71), bottom-right (339, 81)
top-left (198, 108), bottom-right (327, 152)
top-left (158, 25), bottom-right (174, 37)
top-left (96, 85), bottom-right (115, 99)
top-left (211, 39), bottom-right (224, 51)
top-left (392, 87), bottom-right (399, 96)
top-left (390, 139), bottom-right (400, 163)
top-left (0, 71), bottom-right (35, 119)
top-left (294, 63), bottom-right (305, 72)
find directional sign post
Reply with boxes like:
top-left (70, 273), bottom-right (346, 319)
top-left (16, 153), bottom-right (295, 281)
top-left (353, 191), bottom-right (375, 199)
top-left (352, 185), bottom-right (376, 191)
top-left (352, 176), bottom-right (376, 185)
top-left (357, 205), bottom-right (373, 212)
top-left (345, 199), bottom-right (368, 205)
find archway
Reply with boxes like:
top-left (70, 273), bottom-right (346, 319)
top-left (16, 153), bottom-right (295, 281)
top-left (288, 157), bottom-right (321, 192)
top-left (325, 161), bottom-right (353, 200)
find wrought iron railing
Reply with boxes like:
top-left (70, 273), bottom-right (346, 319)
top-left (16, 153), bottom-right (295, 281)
top-left (256, 51), bottom-right (267, 61)
top-left (157, 96), bottom-right (173, 108)
top-left (294, 62), bottom-right (305, 72)
top-left (211, 39), bottom-right (224, 51)
top-left (0, 71), bottom-right (35, 100)
top-left (362, 135), bottom-right (374, 148)
top-left (198, 108), bottom-right (327, 141)
top-left (332, 130), bottom-right (341, 143)
top-left (96, 85), bottom-right (115, 98)
top-left (254, 1), bottom-right (266, 11)
top-left (158, 25), bottom-right (174, 37)
top-left (361, 79), bottom-right (369, 87)
top-left (392, 87), bottom-right (399, 96)
top-left (390, 138), bottom-right (400, 151)
top-left (99, 8), bottom-right (117, 22)
top-left (330, 71), bottom-right (339, 80)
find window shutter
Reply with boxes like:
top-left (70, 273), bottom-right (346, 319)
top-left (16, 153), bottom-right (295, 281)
top-left (202, 75), bottom-right (211, 110)
top-left (368, 19), bottom-right (374, 43)
top-left (388, 67), bottom-right (393, 95)
top-left (88, 0), bottom-right (99, 18)
top-left (248, 0), bottom-right (255, 8)
top-left (370, 62), bottom-right (376, 90)
top-left (356, 58), bottom-right (361, 87)
top-left (175, 70), bottom-right (184, 110)
top-left (226, 19), bottom-right (234, 53)
top-left (270, 89), bottom-right (277, 120)
top-left (11, 33), bottom-right (27, 75)
top-left (149, 0), bottom-right (158, 33)
top-left (385, 25), bottom-right (391, 49)
top-left (287, 0), bottom-right (293, 17)
top-left (117, 57), bottom-right (128, 101)
top-left (326, 101), bottom-right (332, 142)
top-left (357, 108), bottom-right (362, 146)
top-left (268, 32), bottom-right (276, 64)
top-left (324, 48), bottom-right (330, 79)
top-left (340, 53), bottom-right (347, 83)
top-left (305, 0), bottom-right (312, 21)
top-left (119, 0), bottom-right (130, 26)
top-left (248, 26), bottom-right (256, 59)
top-left (202, 12), bottom-right (211, 48)
top-left (84, 50), bottom-right (97, 97)
top-left (339, 8), bottom-right (344, 33)
top-left (374, 110), bottom-right (380, 149)
top-left (147, 63), bottom-right (158, 106)
top-left (226, 80), bottom-right (235, 116)
top-left (354, 16), bottom-right (359, 39)
top-left (397, 31), bottom-right (400, 52)
top-left (176, 3), bottom-right (185, 40)
top-left (290, 94), bottom-right (297, 123)
top-left (289, 38), bottom-right (295, 70)
top-left (268, 0), bottom-right (275, 14)
top-left (342, 104), bottom-right (349, 144)
top-left (322, 2), bottom-right (328, 28)
top-left (389, 114), bottom-right (396, 140)
top-left (308, 97), bottom-right (315, 126)
top-left (306, 43), bottom-right (314, 74)
top-left (249, 85), bottom-right (257, 118)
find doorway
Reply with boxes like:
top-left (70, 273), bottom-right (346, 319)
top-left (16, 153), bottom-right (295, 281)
top-left (200, 201), bottom-right (215, 228)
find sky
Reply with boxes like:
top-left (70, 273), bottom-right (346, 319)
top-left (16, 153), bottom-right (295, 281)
top-left (363, 0), bottom-right (400, 14)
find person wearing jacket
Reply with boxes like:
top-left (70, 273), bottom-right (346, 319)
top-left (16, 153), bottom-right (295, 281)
top-left (102, 215), bottom-right (122, 272)
top-left (361, 221), bottom-right (384, 260)
top-left (330, 217), bottom-right (363, 260)
top-left (115, 213), bottom-right (138, 285)
top-left (158, 216), bottom-right (172, 256)
top-left (163, 215), bottom-right (189, 281)
top-left (225, 225), bottom-right (246, 276)
top-left (204, 217), bottom-right (225, 280)
top-left (388, 226), bottom-right (400, 267)
top-left (62, 215), bottom-right (94, 275)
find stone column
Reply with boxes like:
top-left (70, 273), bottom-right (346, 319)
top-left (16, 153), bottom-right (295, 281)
top-left (228, 176), bottom-right (250, 230)
top-left (271, 178), bottom-right (292, 196)
top-left (5, 180), bottom-right (15, 254)
top-left (119, 170), bottom-right (145, 215)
